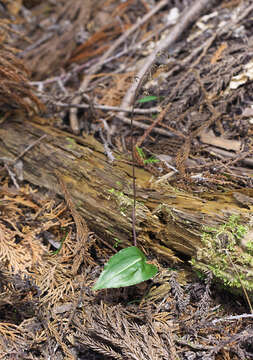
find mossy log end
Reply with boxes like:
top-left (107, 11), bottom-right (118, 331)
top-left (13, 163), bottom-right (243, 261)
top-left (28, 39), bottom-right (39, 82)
top-left (0, 119), bottom-right (252, 295)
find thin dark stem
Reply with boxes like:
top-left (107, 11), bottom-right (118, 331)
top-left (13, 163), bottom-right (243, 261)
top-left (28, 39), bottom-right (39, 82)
top-left (131, 105), bottom-right (137, 247)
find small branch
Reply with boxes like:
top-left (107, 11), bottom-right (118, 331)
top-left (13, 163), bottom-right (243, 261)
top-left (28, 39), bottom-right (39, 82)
top-left (55, 101), bottom-right (159, 114)
top-left (205, 147), bottom-right (253, 168)
top-left (174, 336), bottom-right (214, 351)
top-left (0, 134), bottom-right (47, 188)
top-left (13, 134), bottom-right (47, 164)
top-left (5, 164), bottom-right (19, 189)
top-left (136, 102), bottom-right (171, 147)
top-left (117, 114), bottom-right (175, 137)
top-left (212, 313), bottom-right (253, 324)
top-left (0, 134), bottom-right (47, 166)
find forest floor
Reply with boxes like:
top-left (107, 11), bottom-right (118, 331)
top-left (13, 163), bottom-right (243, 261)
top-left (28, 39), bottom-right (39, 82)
top-left (0, 0), bottom-right (253, 359)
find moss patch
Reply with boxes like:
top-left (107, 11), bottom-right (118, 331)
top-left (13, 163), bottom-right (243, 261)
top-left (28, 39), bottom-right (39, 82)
top-left (191, 215), bottom-right (253, 293)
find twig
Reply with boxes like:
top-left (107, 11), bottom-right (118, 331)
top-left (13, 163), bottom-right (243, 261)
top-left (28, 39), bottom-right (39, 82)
top-left (174, 336), bottom-right (214, 350)
top-left (117, 114), bottom-right (175, 137)
top-left (99, 125), bottom-right (115, 163)
top-left (20, 33), bottom-right (54, 54)
top-left (136, 102), bottom-right (171, 147)
top-left (225, 249), bottom-right (253, 314)
top-left (0, 135), bottom-right (47, 165)
top-left (120, 0), bottom-right (214, 111)
top-left (69, 0), bottom-right (169, 134)
top-left (131, 107), bottom-right (137, 247)
top-left (55, 101), bottom-right (159, 114)
top-left (13, 134), bottom-right (47, 164)
top-left (212, 313), bottom-right (253, 324)
top-left (233, 2), bottom-right (253, 24)
top-left (5, 164), bottom-right (19, 189)
top-left (82, 0), bottom-right (168, 82)
top-left (168, 33), bottom-right (216, 103)
top-left (205, 147), bottom-right (253, 167)
top-left (0, 134), bottom-right (47, 188)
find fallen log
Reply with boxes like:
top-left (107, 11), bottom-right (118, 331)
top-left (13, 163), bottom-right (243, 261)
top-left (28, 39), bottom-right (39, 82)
top-left (0, 118), bottom-right (252, 296)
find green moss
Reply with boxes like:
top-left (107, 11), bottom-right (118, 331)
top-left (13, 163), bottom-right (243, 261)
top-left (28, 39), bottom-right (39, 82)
top-left (66, 137), bottom-right (77, 148)
top-left (246, 240), bottom-right (253, 255)
top-left (116, 181), bottom-right (122, 188)
top-left (191, 215), bottom-right (253, 293)
top-left (108, 188), bottom-right (133, 216)
top-left (136, 146), bottom-right (159, 164)
top-left (108, 188), bottom-right (150, 221)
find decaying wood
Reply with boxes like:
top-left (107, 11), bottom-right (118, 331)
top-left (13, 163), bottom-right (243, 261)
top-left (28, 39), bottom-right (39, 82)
top-left (0, 119), bottom-right (252, 296)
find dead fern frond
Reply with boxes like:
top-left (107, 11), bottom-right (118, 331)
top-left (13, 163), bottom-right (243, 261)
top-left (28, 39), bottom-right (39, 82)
top-left (56, 172), bottom-right (95, 274)
top-left (0, 319), bottom-right (45, 355)
top-left (77, 334), bottom-right (123, 360)
top-left (48, 320), bottom-right (75, 360)
top-left (0, 321), bottom-right (30, 355)
top-left (38, 266), bottom-right (75, 306)
top-left (74, 303), bottom-right (172, 360)
top-left (169, 271), bottom-right (190, 314)
top-left (35, 236), bottom-right (79, 306)
top-left (0, 322), bottom-right (20, 340)
top-left (0, 222), bottom-right (36, 273)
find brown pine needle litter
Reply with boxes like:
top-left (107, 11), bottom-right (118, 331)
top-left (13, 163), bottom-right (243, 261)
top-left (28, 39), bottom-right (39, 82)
top-left (0, 1), bottom-right (253, 359)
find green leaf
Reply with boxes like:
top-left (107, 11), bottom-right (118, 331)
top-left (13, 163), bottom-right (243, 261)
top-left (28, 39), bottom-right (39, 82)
top-left (137, 95), bottom-right (158, 103)
top-left (92, 246), bottom-right (158, 290)
top-left (136, 146), bottom-right (145, 159)
top-left (144, 156), bottom-right (159, 164)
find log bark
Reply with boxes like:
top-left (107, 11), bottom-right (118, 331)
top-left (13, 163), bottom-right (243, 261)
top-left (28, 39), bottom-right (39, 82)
top-left (0, 119), bottom-right (252, 295)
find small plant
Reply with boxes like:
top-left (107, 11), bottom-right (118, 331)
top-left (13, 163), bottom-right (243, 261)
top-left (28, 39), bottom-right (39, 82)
top-left (51, 230), bottom-right (68, 255)
top-left (137, 95), bottom-right (158, 103)
top-left (93, 95), bottom-right (158, 291)
top-left (136, 146), bottom-right (159, 165)
top-left (113, 237), bottom-right (121, 248)
top-left (92, 246), bottom-right (157, 290)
